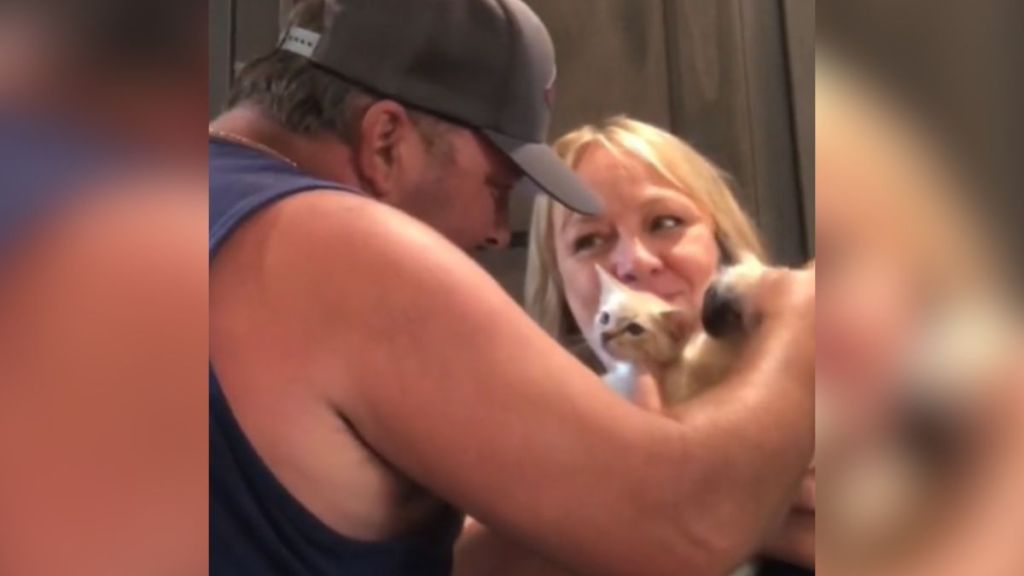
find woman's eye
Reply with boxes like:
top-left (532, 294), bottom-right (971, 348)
top-left (650, 215), bottom-right (683, 233)
top-left (572, 233), bottom-right (605, 254)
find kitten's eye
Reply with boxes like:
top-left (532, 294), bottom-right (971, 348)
top-left (624, 322), bottom-right (646, 336)
top-left (572, 233), bottom-right (605, 254)
top-left (650, 215), bottom-right (683, 233)
top-left (598, 311), bottom-right (611, 326)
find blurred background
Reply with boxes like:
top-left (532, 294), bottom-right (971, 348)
top-left (817, 2), bottom-right (1024, 575)
top-left (209, 0), bottom-right (814, 301)
top-left (818, 0), bottom-right (1023, 289)
top-left (0, 2), bottom-right (207, 575)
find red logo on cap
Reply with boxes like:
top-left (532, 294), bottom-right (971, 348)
top-left (544, 66), bottom-right (557, 110)
top-left (544, 86), bottom-right (556, 110)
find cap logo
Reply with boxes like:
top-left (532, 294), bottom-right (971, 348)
top-left (280, 27), bottom-right (321, 58)
top-left (544, 65), bottom-right (557, 110)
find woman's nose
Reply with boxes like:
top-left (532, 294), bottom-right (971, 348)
top-left (608, 236), bottom-right (661, 284)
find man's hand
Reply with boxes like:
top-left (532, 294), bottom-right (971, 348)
top-left (753, 263), bottom-right (815, 347)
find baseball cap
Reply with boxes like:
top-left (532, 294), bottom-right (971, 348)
top-left (279, 0), bottom-right (601, 215)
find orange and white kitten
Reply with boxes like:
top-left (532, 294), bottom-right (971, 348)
top-left (592, 252), bottom-right (770, 405)
top-left (591, 253), bottom-right (784, 576)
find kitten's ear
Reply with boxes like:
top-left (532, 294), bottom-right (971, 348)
top-left (659, 308), bottom-right (696, 342)
top-left (596, 265), bottom-right (626, 296)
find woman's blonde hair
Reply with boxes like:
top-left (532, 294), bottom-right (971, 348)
top-left (525, 116), bottom-right (766, 338)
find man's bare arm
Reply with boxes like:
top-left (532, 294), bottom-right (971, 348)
top-left (267, 192), bottom-right (814, 576)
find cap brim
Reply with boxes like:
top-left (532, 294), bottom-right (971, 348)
top-left (483, 129), bottom-right (602, 215)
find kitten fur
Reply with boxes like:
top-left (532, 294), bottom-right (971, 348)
top-left (591, 254), bottom-right (774, 576)
top-left (593, 253), bottom-right (768, 405)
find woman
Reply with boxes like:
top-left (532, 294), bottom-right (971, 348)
top-left (526, 117), bottom-right (767, 406)
top-left (456, 117), bottom-right (814, 575)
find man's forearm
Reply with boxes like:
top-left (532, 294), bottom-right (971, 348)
top-left (664, 322), bottom-right (815, 571)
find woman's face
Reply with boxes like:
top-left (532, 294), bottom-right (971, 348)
top-left (552, 146), bottom-right (720, 346)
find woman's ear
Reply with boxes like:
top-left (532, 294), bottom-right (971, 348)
top-left (354, 100), bottom-right (414, 202)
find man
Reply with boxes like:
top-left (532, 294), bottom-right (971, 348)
top-left (209, 1), bottom-right (815, 575)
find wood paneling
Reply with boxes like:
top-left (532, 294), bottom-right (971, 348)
top-left (664, 0), bottom-right (759, 219)
top-left (234, 0), bottom-right (281, 72)
top-left (664, 0), bottom-right (809, 264)
top-left (783, 0), bottom-right (815, 255)
top-left (736, 0), bottom-right (806, 264)
top-left (208, 0), bottom-right (233, 119)
top-left (524, 0), bottom-right (674, 136)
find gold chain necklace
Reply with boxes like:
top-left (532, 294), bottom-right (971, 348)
top-left (209, 129), bottom-right (299, 168)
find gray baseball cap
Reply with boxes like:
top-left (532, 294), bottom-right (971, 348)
top-left (280, 0), bottom-right (601, 215)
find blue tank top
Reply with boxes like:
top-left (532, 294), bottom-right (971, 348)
top-left (209, 138), bottom-right (464, 576)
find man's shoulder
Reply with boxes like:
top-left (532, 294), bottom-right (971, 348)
top-left (264, 190), bottom-right (467, 283)
top-left (217, 188), bottom-right (497, 338)
top-left (273, 190), bottom-right (443, 251)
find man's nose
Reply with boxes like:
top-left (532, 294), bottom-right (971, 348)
top-left (482, 191), bottom-right (512, 249)
top-left (483, 206), bottom-right (510, 249)
top-left (482, 226), bottom-right (511, 249)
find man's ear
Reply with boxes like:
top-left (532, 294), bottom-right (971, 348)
top-left (355, 100), bottom-right (415, 202)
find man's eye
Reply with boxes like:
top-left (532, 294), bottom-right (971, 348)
top-left (485, 177), bottom-right (514, 199)
top-left (572, 234), bottom-right (604, 253)
top-left (650, 215), bottom-right (683, 232)
top-left (488, 184), bottom-right (511, 201)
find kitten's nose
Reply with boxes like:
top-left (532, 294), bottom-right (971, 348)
top-left (702, 281), bottom-right (744, 338)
